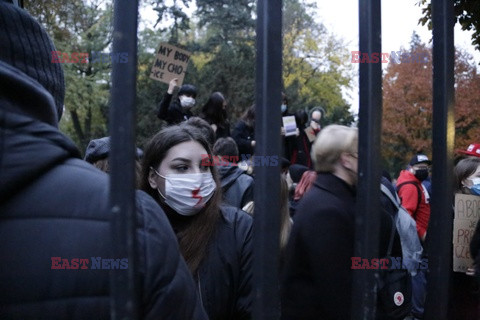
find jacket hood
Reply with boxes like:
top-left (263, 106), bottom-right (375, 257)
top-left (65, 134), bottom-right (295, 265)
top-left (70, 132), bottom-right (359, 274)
top-left (397, 169), bottom-right (420, 185)
top-left (0, 60), bottom-right (59, 127)
top-left (0, 62), bottom-right (80, 204)
top-left (216, 164), bottom-right (247, 189)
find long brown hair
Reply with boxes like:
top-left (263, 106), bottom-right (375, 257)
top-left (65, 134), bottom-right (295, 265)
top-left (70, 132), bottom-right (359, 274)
top-left (140, 124), bottom-right (222, 275)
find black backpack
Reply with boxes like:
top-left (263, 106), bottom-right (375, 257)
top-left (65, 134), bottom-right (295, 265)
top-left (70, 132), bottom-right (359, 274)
top-left (376, 184), bottom-right (413, 319)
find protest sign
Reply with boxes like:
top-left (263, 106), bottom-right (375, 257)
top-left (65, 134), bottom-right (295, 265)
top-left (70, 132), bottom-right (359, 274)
top-left (150, 43), bottom-right (191, 86)
top-left (453, 193), bottom-right (480, 272)
top-left (282, 116), bottom-right (298, 137)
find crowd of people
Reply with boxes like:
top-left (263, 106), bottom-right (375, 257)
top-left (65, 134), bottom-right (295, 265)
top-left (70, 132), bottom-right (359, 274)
top-left (2, 2), bottom-right (480, 319)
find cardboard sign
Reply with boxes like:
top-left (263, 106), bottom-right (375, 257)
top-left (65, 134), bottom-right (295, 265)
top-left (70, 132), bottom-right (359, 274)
top-left (453, 193), bottom-right (480, 272)
top-left (282, 116), bottom-right (298, 137)
top-left (150, 43), bottom-right (191, 86)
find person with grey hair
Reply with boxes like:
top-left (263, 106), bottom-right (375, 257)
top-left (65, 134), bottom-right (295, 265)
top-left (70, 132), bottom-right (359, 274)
top-left (281, 124), bottom-right (397, 319)
top-left (281, 125), bottom-right (359, 319)
top-left (0, 2), bottom-right (206, 319)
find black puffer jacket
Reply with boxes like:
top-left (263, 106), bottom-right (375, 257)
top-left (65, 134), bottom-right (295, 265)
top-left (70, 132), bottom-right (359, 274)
top-left (216, 165), bottom-right (254, 209)
top-left (197, 205), bottom-right (253, 320)
top-left (0, 61), bottom-right (207, 319)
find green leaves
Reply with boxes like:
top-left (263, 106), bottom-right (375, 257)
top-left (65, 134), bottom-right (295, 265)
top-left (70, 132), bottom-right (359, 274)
top-left (419, 0), bottom-right (480, 53)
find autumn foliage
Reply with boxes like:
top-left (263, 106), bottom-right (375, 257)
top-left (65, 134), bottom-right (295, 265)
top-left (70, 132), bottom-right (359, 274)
top-left (382, 38), bottom-right (480, 174)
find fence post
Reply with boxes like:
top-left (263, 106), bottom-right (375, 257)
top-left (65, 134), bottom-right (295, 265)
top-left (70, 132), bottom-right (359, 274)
top-left (109, 0), bottom-right (139, 319)
top-left (351, 0), bottom-right (383, 318)
top-left (425, 0), bottom-right (455, 319)
top-left (253, 0), bottom-right (282, 319)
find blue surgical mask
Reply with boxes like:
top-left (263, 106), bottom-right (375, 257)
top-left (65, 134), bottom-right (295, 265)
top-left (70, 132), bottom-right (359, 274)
top-left (468, 177), bottom-right (480, 196)
top-left (281, 104), bottom-right (287, 113)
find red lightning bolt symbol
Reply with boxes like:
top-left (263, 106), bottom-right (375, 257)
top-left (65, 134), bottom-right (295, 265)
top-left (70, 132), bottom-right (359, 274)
top-left (192, 188), bottom-right (203, 206)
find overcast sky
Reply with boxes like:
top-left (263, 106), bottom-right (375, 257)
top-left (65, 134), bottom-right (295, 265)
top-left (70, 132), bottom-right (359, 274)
top-left (140, 0), bottom-right (480, 113)
top-left (315, 0), bottom-right (479, 113)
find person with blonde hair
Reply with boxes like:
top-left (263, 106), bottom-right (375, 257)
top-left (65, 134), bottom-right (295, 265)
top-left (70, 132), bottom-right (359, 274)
top-left (281, 125), bottom-right (397, 319)
top-left (281, 125), bottom-right (359, 319)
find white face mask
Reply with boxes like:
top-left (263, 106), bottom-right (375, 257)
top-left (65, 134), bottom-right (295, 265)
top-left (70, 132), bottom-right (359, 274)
top-left (154, 171), bottom-right (216, 216)
top-left (179, 96), bottom-right (195, 109)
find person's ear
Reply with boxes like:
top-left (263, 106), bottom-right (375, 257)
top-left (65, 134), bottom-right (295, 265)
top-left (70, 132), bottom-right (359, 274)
top-left (340, 152), bottom-right (355, 171)
top-left (148, 168), bottom-right (159, 189)
top-left (340, 152), bottom-right (350, 168)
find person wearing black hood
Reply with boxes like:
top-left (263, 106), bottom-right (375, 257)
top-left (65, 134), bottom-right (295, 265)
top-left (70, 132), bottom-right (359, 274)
top-left (213, 137), bottom-right (254, 209)
top-left (157, 77), bottom-right (197, 125)
top-left (0, 2), bottom-right (207, 319)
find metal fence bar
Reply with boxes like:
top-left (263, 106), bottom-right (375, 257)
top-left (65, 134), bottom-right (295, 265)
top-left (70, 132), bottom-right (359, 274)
top-left (424, 0), bottom-right (455, 319)
top-left (253, 0), bottom-right (282, 318)
top-left (351, 0), bottom-right (383, 318)
top-left (109, 0), bottom-right (139, 319)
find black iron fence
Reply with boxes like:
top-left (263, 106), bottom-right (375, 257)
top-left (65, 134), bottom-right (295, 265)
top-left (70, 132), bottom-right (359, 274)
top-left (105, 0), bottom-right (454, 319)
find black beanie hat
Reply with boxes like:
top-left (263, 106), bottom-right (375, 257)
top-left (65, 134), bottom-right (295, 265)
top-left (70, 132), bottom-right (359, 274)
top-left (0, 2), bottom-right (65, 121)
top-left (178, 84), bottom-right (197, 98)
top-left (85, 137), bottom-right (110, 163)
top-left (85, 136), bottom-right (143, 163)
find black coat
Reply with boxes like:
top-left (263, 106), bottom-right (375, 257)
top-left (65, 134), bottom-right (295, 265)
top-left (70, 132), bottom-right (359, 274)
top-left (213, 122), bottom-right (231, 141)
top-left (281, 173), bottom-right (398, 320)
top-left (0, 62), bottom-right (207, 320)
top-left (200, 114), bottom-right (231, 141)
top-left (156, 92), bottom-right (193, 125)
top-left (198, 205), bottom-right (253, 320)
top-left (232, 120), bottom-right (255, 157)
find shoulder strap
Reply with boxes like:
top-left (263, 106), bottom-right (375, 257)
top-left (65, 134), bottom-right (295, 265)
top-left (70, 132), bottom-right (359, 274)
top-left (396, 181), bottom-right (422, 214)
top-left (380, 184), bottom-right (400, 208)
top-left (380, 184), bottom-right (398, 256)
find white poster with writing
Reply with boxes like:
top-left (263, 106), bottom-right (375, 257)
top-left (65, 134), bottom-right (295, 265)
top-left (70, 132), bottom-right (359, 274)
top-left (150, 43), bottom-right (191, 86)
top-left (453, 193), bottom-right (480, 272)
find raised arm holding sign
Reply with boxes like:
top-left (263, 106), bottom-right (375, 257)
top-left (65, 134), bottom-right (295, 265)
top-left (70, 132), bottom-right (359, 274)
top-left (156, 78), bottom-right (198, 125)
top-left (152, 43), bottom-right (198, 125)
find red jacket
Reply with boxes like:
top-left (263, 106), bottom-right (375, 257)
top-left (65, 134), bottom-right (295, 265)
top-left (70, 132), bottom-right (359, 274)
top-left (396, 170), bottom-right (430, 240)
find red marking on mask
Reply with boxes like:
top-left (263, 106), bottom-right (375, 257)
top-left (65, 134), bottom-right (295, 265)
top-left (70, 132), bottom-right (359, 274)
top-left (192, 188), bottom-right (203, 206)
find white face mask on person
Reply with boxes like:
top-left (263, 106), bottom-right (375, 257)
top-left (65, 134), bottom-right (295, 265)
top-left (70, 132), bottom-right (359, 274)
top-left (179, 96), bottom-right (195, 109)
top-left (154, 171), bottom-right (216, 216)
